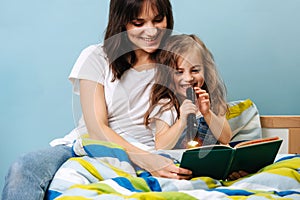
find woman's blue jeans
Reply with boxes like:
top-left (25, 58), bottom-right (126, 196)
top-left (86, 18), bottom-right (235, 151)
top-left (2, 145), bottom-right (72, 200)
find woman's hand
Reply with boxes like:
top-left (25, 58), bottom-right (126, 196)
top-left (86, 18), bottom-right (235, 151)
top-left (151, 162), bottom-right (193, 180)
top-left (128, 152), bottom-right (192, 180)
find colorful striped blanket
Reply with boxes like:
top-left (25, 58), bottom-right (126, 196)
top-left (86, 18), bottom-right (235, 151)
top-left (47, 138), bottom-right (300, 200)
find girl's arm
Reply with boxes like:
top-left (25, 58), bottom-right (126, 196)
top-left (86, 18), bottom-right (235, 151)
top-left (154, 119), bottom-right (185, 150)
top-left (79, 79), bottom-right (192, 179)
top-left (154, 100), bottom-right (197, 149)
top-left (194, 87), bottom-right (232, 144)
top-left (202, 110), bottom-right (232, 144)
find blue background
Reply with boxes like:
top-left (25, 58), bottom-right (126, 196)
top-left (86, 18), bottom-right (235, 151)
top-left (1, 0), bottom-right (299, 194)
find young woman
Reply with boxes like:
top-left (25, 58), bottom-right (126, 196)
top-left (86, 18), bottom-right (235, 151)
top-left (145, 34), bottom-right (232, 150)
top-left (2, 1), bottom-right (192, 199)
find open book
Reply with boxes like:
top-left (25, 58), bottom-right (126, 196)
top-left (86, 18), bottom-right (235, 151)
top-left (179, 137), bottom-right (283, 180)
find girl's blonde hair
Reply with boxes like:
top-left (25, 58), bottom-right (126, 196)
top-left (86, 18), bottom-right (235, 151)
top-left (144, 34), bottom-right (228, 126)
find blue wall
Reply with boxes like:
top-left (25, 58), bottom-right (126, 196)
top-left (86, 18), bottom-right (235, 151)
top-left (1, 0), bottom-right (299, 194)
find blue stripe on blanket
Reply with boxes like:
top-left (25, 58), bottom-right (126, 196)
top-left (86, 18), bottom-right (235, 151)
top-left (275, 190), bottom-right (300, 197)
top-left (213, 188), bottom-right (254, 196)
top-left (112, 177), bottom-right (142, 192)
top-left (136, 168), bottom-right (162, 192)
top-left (141, 176), bottom-right (162, 192)
top-left (46, 190), bottom-right (61, 200)
top-left (84, 144), bottom-right (130, 162)
top-left (275, 155), bottom-right (300, 163)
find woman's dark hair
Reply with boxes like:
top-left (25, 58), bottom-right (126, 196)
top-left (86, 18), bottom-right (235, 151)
top-left (103, 0), bottom-right (174, 81)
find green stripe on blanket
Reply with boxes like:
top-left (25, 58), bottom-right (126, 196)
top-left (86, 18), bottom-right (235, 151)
top-left (58, 183), bottom-right (198, 200)
top-left (81, 137), bottom-right (125, 150)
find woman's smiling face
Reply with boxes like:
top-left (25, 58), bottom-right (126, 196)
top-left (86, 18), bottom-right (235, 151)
top-left (125, 1), bottom-right (167, 54)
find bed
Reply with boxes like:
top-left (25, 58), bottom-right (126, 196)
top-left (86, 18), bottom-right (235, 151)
top-left (260, 115), bottom-right (300, 154)
top-left (46, 101), bottom-right (300, 200)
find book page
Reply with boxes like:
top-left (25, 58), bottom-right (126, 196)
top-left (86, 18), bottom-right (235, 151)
top-left (234, 136), bottom-right (280, 148)
top-left (186, 144), bottom-right (232, 152)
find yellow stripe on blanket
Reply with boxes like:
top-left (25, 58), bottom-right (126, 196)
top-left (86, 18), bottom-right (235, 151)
top-left (58, 182), bottom-right (120, 199)
top-left (71, 157), bottom-right (151, 192)
top-left (70, 158), bottom-right (104, 181)
top-left (260, 157), bottom-right (300, 180)
top-left (129, 191), bottom-right (197, 200)
top-left (57, 186), bottom-right (197, 200)
top-left (56, 196), bottom-right (91, 200)
top-left (100, 162), bottom-right (152, 192)
top-left (226, 192), bottom-right (284, 200)
top-left (191, 177), bottom-right (221, 189)
top-left (71, 156), bottom-right (135, 180)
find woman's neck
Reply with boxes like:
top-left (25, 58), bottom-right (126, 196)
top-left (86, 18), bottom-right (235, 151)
top-left (132, 50), bottom-right (155, 71)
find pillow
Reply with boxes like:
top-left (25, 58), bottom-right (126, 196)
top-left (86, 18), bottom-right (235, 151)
top-left (226, 99), bottom-right (262, 142)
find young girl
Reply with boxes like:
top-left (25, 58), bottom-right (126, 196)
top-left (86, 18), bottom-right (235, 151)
top-left (145, 34), bottom-right (232, 150)
top-left (2, 1), bottom-right (192, 199)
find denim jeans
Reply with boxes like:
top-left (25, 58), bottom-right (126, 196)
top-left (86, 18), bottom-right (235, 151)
top-left (2, 145), bottom-right (72, 200)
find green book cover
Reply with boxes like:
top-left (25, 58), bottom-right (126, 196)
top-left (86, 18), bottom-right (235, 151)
top-left (179, 137), bottom-right (283, 180)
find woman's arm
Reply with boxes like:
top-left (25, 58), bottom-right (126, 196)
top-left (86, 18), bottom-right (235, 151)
top-left (79, 79), bottom-right (192, 179)
top-left (80, 79), bottom-right (138, 148)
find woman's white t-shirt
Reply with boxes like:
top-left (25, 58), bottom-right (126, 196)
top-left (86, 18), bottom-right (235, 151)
top-left (50, 44), bottom-right (156, 151)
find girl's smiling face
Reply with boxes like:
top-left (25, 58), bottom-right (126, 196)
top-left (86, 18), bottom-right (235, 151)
top-left (173, 50), bottom-right (205, 97)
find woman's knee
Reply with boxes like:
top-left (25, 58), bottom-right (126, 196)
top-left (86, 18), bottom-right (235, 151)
top-left (6, 146), bottom-right (72, 180)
